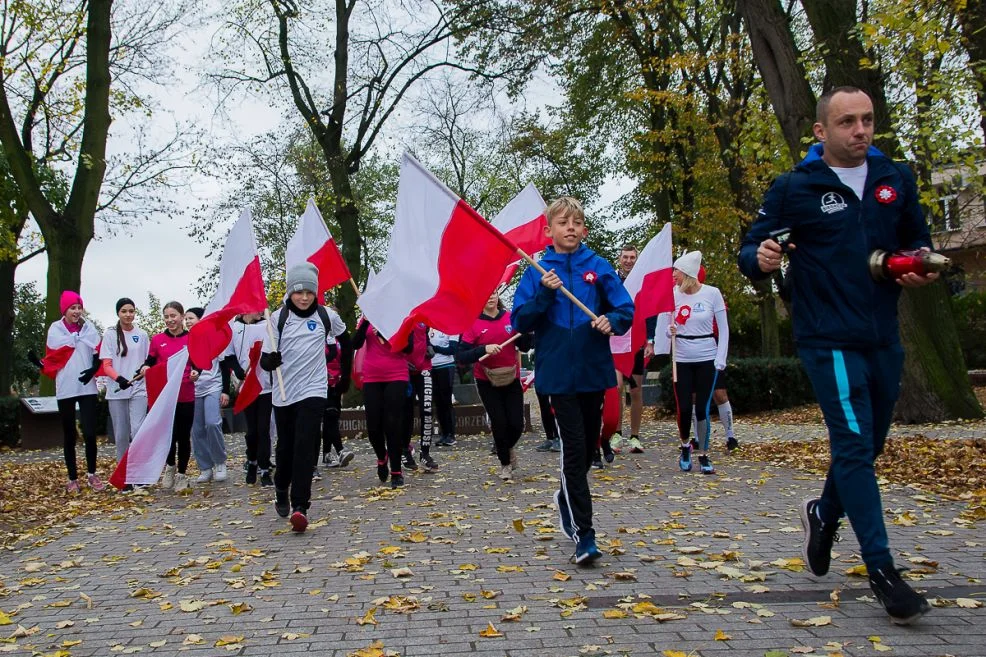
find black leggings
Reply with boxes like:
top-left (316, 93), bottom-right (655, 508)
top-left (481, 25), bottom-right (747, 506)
top-left (673, 360), bottom-right (717, 449)
top-left (536, 391), bottom-right (557, 440)
top-left (167, 401), bottom-right (194, 473)
top-left (243, 393), bottom-right (273, 469)
top-left (477, 379), bottom-right (525, 466)
top-left (432, 366), bottom-right (456, 439)
top-left (402, 371), bottom-right (434, 452)
top-left (273, 397), bottom-right (323, 511)
top-left (364, 381), bottom-right (406, 475)
top-left (322, 387), bottom-right (343, 455)
top-left (58, 395), bottom-right (99, 480)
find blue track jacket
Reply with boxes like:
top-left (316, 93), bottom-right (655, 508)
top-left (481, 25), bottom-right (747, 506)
top-left (512, 244), bottom-right (634, 394)
top-left (739, 144), bottom-right (931, 350)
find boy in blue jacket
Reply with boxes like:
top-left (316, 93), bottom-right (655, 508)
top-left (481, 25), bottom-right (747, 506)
top-left (512, 196), bottom-right (634, 565)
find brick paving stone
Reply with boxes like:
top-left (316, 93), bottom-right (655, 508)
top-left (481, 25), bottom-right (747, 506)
top-left (1, 420), bottom-right (984, 657)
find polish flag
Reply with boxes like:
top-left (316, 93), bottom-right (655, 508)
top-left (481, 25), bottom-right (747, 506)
top-left (358, 153), bottom-right (519, 349)
top-left (41, 320), bottom-right (100, 379)
top-left (109, 348), bottom-right (189, 489)
top-left (492, 184), bottom-right (549, 286)
top-left (286, 198), bottom-right (352, 297)
top-left (188, 209), bottom-right (268, 368)
top-left (611, 223), bottom-right (674, 378)
top-left (232, 341), bottom-right (263, 414)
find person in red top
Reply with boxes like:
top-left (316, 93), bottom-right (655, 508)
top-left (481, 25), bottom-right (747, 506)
top-left (458, 291), bottom-right (532, 481)
top-left (140, 301), bottom-right (198, 492)
top-left (352, 318), bottom-right (415, 488)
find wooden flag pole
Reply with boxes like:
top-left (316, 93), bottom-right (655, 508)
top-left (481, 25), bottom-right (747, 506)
top-left (263, 308), bottom-right (287, 401)
top-left (348, 278), bottom-right (361, 297)
top-left (478, 332), bottom-right (522, 362)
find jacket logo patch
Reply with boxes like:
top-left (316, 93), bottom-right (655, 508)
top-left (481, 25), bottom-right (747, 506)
top-left (505, 325), bottom-right (513, 334)
top-left (306, 320), bottom-right (318, 331)
top-left (582, 270), bottom-right (597, 284)
top-left (132, 335), bottom-right (139, 343)
top-left (875, 185), bottom-right (897, 204)
top-left (820, 192), bottom-right (847, 214)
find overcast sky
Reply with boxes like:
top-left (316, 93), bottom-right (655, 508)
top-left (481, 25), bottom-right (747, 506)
top-left (14, 4), bottom-right (627, 330)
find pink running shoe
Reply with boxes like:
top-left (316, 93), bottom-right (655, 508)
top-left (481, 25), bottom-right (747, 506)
top-left (66, 480), bottom-right (81, 493)
top-left (86, 473), bottom-right (106, 491)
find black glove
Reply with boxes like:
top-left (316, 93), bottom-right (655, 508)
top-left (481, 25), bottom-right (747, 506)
top-left (334, 376), bottom-right (351, 396)
top-left (116, 376), bottom-right (132, 390)
top-left (27, 350), bottom-right (43, 369)
top-left (259, 351), bottom-right (282, 372)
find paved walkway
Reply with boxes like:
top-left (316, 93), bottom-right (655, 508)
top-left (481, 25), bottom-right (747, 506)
top-left (1, 425), bottom-right (983, 657)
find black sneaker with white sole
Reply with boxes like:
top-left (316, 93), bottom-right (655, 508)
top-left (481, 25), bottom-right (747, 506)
top-left (799, 497), bottom-right (840, 576)
top-left (868, 566), bottom-right (931, 625)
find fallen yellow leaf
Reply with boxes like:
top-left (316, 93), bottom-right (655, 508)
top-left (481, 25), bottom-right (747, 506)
top-left (357, 607), bottom-right (379, 626)
top-left (478, 622), bottom-right (503, 638)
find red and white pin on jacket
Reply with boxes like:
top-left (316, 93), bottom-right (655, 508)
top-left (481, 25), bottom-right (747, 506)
top-left (675, 305), bottom-right (692, 325)
top-left (875, 185), bottom-right (897, 204)
top-left (583, 270), bottom-right (598, 284)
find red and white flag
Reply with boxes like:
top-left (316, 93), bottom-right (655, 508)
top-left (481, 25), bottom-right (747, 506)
top-left (358, 153), bottom-right (519, 349)
top-left (232, 341), bottom-right (263, 414)
top-left (492, 183), bottom-right (549, 286)
top-left (188, 209), bottom-right (267, 367)
top-left (286, 198), bottom-right (352, 297)
top-left (41, 321), bottom-right (101, 379)
top-left (611, 223), bottom-right (674, 378)
top-left (110, 347), bottom-right (189, 489)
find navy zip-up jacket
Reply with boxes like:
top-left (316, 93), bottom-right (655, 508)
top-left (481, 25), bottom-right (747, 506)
top-left (739, 144), bottom-right (931, 350)
top-left (512, 244), bottom-right (634, 394)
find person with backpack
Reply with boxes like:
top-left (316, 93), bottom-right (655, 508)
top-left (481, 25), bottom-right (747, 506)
top-left (320, 306), bottom-right (354, 470)
top-left (260, 263), bottom-right (345, 532)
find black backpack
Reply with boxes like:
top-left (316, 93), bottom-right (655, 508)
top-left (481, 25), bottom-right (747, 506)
top-left (276, 304), bottom-right (333, 340)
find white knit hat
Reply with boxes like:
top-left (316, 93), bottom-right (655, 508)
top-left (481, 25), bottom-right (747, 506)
top-left (673, 251), bottom-right (702, 279)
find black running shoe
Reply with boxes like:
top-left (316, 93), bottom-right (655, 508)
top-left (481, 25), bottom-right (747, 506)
top-left (391, 474), bottom-right (404, 489)
top-left (726, 437), bottom-right (739, 452)
top-left (260, 470), bottom-right (273, 487)
top-left (591, 453), bottom-right (603, 469)
top-left (799, 498), bottom-right (840, 576)
top-left (403, 448), bottom-right (418, 471)
top-left (377, 460), bottom-right (389, 483)
top-left (422, 453), bottom-right (439, 472)
top-left (535, 439), bottom-right (555, 452)
top-left (436, 435), bottom-right (457, 447)
top-left (868, 566), bottom-right (931, 625)
top-left (245, 462), bottom-right (258, 485)
top-left (274, 488), bottom-right (290, 518)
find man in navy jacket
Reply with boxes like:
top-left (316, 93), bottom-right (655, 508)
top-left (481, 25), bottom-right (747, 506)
top-left (739, 86), bottom-right (937, 625)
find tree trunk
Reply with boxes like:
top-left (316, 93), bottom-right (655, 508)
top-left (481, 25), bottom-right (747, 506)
top-left (740, 0), bottom-right (982, 422)
top-left (736, 0), bottom-right (815, 160)
top-left (896, 282), bottom-right (984, 421)
top-left (957, 0), bottom-right (986, 143)
top-left (752, 278), bottom-right (780, 357)
top-left (0, 259), bottom-right (15, 395)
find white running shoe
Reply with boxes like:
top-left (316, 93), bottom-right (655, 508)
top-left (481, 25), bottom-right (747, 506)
top-left (214, 463), bottom-right (228, 482)
top-left (196, 468), bottom-right (213, 484)
top-left (338, 450), bottom-right (355, 467)
top-left (324, 452), bottom-right (341, 468)
top-left (161, 465), bottom-right (176, 489)
top-left (173, 473), bottom-right (190, 492)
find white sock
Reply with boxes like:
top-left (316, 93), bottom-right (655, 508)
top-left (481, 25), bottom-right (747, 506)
top-left (718, 402), bottom-right (734, 438)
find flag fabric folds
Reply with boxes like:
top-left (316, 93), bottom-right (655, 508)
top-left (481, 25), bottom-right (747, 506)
top-left (492, 183), bottom-right (549, 286)
top-left (611, 223), bottom-right (675, 378)
top-left (286, 197), bottom-right (352, 297)
top-left (358, 153), bottom-right (519, 349)
top-left (109, 348), bottom-right (189, 489)
top-left (232, 341), bottom-right (263, 414)
top-left (188, 209), bottom-right (267, 368)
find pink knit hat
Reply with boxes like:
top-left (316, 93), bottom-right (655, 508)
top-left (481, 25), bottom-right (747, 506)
top-left (59, 290), bottom-right (83, 315)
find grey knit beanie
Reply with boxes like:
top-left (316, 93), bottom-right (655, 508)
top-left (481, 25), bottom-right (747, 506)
top-left (286, 262), bottom-right (319, 295)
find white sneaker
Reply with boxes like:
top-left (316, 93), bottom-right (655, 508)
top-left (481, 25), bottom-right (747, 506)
top-left (161, 465), bottom-right (176, 489)
top-left (173, 473), bottom-right (190, 492)
top-left (338, 449), bottom-right (355, 467)
top-left (324, 452), bottom-right (341, 468)
top-left (499, 464), bottom-right (513, 481)
top-left (214, 463), bottom-right (228, 482)
top-left (196, 468), bottom-right (213, 484)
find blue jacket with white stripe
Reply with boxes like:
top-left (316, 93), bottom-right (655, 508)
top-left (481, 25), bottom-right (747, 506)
top-left (739, 144), bottom-right (931, 350)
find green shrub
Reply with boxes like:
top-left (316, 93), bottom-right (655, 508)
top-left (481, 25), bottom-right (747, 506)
top-left (657, 357), bottom-right (816, 415)
top-left (0, 396), bottom-right (19, 447)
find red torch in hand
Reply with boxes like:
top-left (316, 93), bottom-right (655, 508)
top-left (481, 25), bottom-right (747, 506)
top-left (868, 249), bottom-right (951, 281)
